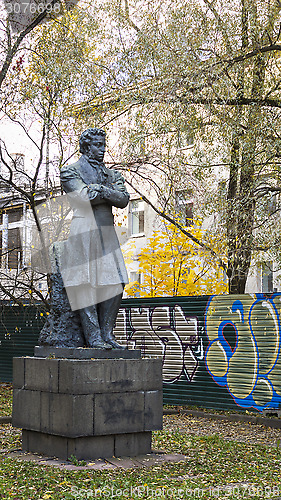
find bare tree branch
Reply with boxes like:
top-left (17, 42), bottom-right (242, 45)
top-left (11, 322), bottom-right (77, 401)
top-left (125, 179), bottom-right (227, 273)
top-left (0, 0), bottom-right (60, 89)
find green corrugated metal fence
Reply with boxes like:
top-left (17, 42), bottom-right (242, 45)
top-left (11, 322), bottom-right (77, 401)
top-left (114, 294), bottom-right (281, 413)
top-left (1, 294), bottom-right (281, 413)
top-left (0, 305), bottom-right (46, 383)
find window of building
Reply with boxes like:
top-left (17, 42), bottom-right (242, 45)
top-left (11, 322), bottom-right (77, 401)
top-left (0, 207), bottom-right (23, 269)
top-left (177, 131), bottom-right (194, 148)
top-left (8, 227), bottom-right (22, 269)
top-left (266, 194), bottom-right (277, 215)
top-left (175, 189), bottom-right (194, 226)
top-left (129, 272), bottom-right (141, 297)
top-left (262, 261), bottom-right (273, 293)
top-left (130, 271), bottom-right (141, 283)
top-left (6, 207), bottom-right (22, 223)
top-left (129, 137), bottom-right (146, 157)
top-left (131, 199), bottom-right (145, 235)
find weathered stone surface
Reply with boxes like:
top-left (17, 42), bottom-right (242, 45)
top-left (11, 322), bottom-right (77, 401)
top-left (130, 454), bottom-right (167, 468)
top-left (59, 358), bottom-right (159, 394)
top-left (37, 250), bottom-right (85, 348)
top-left (94, 392), bottom-right (145, 435)
top-left (21, 430), bottom-right (152, 460)
top-left (22, 430), bottom-right (68, 460)
top-left (144, 391), bottom-right (163, 431)
top-left (142, 358), bottom-right (162, 390)
top-left (13, 358), bottom-right (25, 389)
top-left (115, 432), bottom-right (152, 457)
top-left (34, 346), bottom-right (141, 359)
top-left (41, 392), bottom-right (94, 437)
top-left (12, 389), bottom-right (41, 430)
top-left (105, 456), bottom-right (142, 469)
top-left (8, 447), bottom-right (188, 469)
top-left (68, 435), bottom-right (114, 460)
top-left (13, 355), bottom-right (163, 460)
top-left (24, 357), bottom-right (59, 393)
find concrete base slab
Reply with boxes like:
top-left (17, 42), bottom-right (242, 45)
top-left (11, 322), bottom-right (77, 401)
top-left (6, 450), bottom-right (187, 471)
top-left (104, 457), bottom-right (143, 469)
top-left (34, 346), bottom-right (141, 359)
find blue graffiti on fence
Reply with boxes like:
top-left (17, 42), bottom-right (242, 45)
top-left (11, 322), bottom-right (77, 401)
top-left (205, 293), bottom-right (281, 411)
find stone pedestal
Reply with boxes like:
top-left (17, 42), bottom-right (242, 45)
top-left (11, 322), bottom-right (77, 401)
top-left (12, 349), bottom-right (163, 461)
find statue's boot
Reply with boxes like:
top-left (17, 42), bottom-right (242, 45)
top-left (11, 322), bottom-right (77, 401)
top-left (103, 335), bottom-right (126, 350)
top-left (98, 293), bottom-right (127, 350)
top-left (79, 306), bottom-right (112, 349)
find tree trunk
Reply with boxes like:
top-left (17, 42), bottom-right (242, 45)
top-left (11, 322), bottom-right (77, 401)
top-left (227, 2), bottom-right (266, 294)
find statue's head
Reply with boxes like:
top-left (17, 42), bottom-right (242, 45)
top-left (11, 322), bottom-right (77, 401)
top-left (79, 128), bottom-right (106, 157)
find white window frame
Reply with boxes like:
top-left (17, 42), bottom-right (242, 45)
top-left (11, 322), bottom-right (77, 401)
top-left (130, 199), bottom-right (145, 236)
top-left (175, 190), bottom-right (194, 227)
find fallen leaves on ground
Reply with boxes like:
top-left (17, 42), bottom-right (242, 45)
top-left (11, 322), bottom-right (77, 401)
top-left (163, 414), bottom-right (281, 447)
top-left (0, 385), bottom-right (281, 499)
top-left (0, 384), bottom-right (12, 417)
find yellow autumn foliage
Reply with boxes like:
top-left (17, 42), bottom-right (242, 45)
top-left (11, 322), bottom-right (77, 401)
top-left (125, 220), bottom-right (228, 297)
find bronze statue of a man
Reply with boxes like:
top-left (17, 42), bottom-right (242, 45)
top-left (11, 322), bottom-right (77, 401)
top-left (59, 128), bottom-right (130, 349)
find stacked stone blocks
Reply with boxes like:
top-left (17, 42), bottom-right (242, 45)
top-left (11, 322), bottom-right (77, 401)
top-left (13, 356), bottom-right (163, 460)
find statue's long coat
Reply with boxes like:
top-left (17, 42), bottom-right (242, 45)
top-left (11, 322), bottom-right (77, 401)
top-left (59, 155), bottom-right (129, 290)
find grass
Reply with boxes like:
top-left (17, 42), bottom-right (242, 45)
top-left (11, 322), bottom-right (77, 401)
top-left (0, 384), bottom-right (12, 417)
top-left (163, 404), bottom-right (260, 417)
top-left (0, 385), bottom-right (281, 499)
